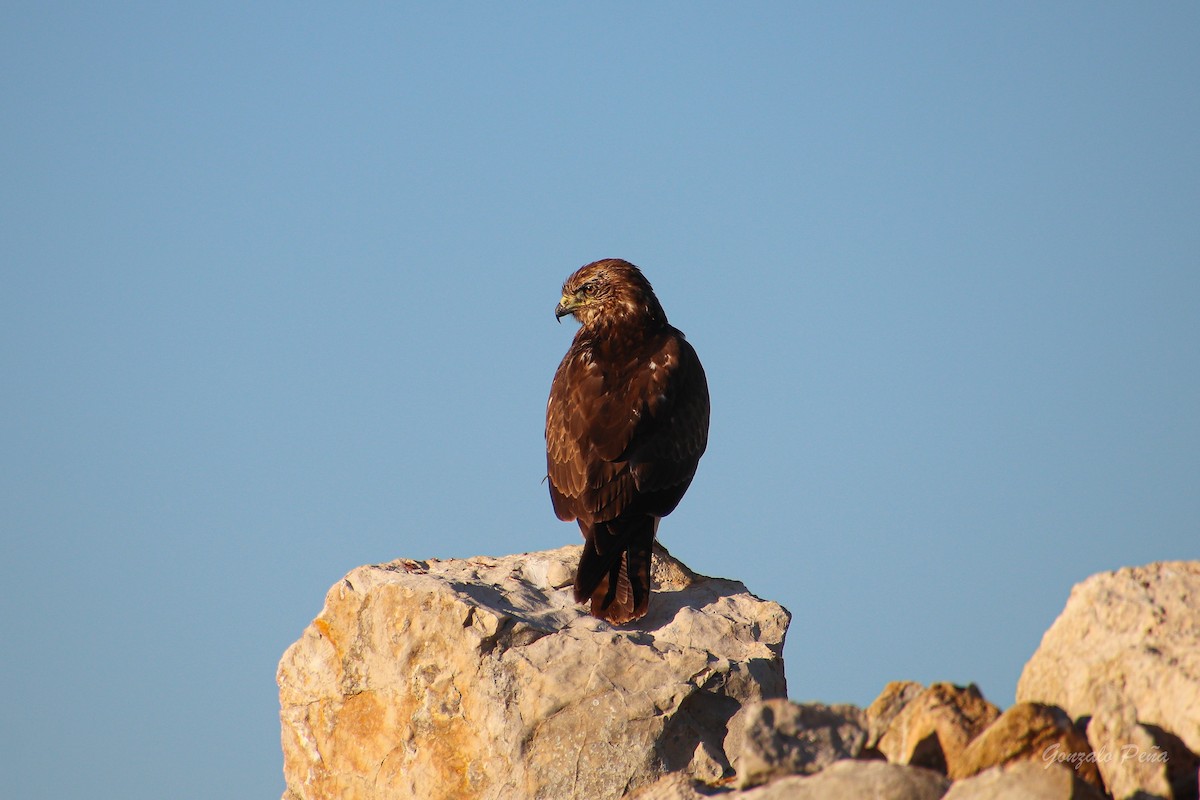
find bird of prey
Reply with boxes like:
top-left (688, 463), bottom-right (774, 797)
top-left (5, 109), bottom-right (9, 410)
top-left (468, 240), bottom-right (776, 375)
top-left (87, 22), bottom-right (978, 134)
top-left (546, 259), bottom-right (709, 625)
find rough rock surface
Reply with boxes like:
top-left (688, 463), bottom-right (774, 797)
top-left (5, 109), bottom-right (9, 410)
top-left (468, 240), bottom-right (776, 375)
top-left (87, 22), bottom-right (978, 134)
top-left (723, 700), bottom-right (866, 788)
top-left (733, 760), bottom-right (950, 800)
top-left (626, 773), bottom-right (711, 800)
top-left (865, 680), bottom-right (925, 751)
top-left (950, 702), bottom-right (1101, 790)
top-left (1017, 561), bottom-right (1200, 757)
top-left (942, 761), bottom-right (1106, 800)
top-left (1085, 687), bottom-right (1173, 800)
top-left (874, 682), bottom-right (1001, 776)
top-left (631, 761), bottom-right (950, 800)
top-left (277, 545), bottom-right (790, 800)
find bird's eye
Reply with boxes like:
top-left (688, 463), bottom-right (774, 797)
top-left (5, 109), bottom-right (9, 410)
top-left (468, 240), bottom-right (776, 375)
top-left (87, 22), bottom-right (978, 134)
top-left (580, 283), bottom-right (595, 295)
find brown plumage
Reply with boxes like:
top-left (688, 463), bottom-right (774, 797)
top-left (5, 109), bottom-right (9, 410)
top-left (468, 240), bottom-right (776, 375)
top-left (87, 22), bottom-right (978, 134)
top-left (546, 259), bottom-right (709, 624)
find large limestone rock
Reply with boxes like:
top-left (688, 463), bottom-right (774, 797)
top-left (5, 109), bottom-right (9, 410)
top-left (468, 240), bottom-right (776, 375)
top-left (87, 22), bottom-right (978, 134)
top-left (1017, 561), bottom-right (1200, 757)
top-left (277, 545), bottom-right (790, 800)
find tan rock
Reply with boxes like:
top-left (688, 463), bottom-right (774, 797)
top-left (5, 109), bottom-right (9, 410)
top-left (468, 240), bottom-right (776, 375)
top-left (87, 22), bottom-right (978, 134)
top-left (723, 699), bottom-right (867, 788)
top-left (1016, 561), bottom-right (1200, 757)
top-left (865, 681), bottom-right (926, 750)
top-left (745, 760), bottom-right (950, 799)
top-left (686, 739), bottom-right (729, 785)
top-left (277, 545), bottom-right (790, 800)
top-left (875, 682), bottom-right (1001, 775)
top-left (950, 702), bottom-right (1102, 790)
top-left (626, 772), bottom-right (709, 800)
top-left (943, 760), bottom-right (1106, 800)
top-left (1085, 688), bottom-right (1172, 800)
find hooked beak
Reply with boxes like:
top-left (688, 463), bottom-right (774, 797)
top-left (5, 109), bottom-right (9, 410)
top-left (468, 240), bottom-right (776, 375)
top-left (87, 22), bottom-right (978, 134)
top-left (555, 294), bottom-right (579, 322)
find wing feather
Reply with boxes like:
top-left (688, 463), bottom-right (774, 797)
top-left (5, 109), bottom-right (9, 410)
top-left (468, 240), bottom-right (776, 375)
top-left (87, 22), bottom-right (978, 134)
top-left (546, 327), bottom-right (708, 525)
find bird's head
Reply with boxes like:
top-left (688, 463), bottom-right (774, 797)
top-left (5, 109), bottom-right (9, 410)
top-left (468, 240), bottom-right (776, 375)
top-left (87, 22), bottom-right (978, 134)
top-left (555, 259), bottom-right (667, 329)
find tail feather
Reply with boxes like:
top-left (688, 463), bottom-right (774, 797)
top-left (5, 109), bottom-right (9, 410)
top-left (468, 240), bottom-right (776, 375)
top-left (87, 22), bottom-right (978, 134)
top-left (575, 516), bottom-right (656, 624)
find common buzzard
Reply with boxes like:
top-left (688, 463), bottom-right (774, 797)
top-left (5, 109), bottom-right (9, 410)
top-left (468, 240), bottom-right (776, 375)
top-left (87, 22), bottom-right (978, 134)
top-left (546, 259), bottom-right (709, 624)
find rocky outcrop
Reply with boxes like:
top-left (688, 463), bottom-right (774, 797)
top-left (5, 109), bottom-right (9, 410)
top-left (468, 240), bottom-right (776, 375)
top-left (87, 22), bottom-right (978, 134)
top-left (1017, 562), bottom-right (1200, 752)
top-left (277, 545), bottom-right (789, 800)
top-left (1017, 561), bottom-right (1200, 799)
top-left (279, 556), bottom-right (1200, 799)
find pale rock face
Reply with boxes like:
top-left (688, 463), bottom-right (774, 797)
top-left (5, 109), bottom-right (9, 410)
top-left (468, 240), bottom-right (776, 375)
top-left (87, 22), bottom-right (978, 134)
top-left (736, 760), bottom-right (951, 800)
top-left (277, 545), bottom-right (790, 800)
top-left (941, 760), bottom-right (1106, 800)
top-left (1016, 561), bottom-right (1200, 800)
top-left (1016, 561), bottom-right (1200, 757)
top-left (626, 772), bottom-right (709, 800)
top-left (631, 761), bottom-right (950, 800)
top-left (723, 699), bottom-right (867, 788)
top-left (1085, 688), bottom-right (1173, 800)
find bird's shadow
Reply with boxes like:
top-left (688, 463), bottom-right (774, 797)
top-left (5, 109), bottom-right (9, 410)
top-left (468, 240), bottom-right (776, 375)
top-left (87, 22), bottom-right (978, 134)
top-left (627, 575), bottom-right (754, 635)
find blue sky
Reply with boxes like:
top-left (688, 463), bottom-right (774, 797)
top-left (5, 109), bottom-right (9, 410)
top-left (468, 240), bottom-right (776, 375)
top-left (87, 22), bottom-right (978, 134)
top-left (2, 3), bottom-right (1197, 798)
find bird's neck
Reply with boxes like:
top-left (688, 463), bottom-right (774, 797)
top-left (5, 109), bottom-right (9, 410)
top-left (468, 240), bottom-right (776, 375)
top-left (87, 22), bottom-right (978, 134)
top-left (576, 314), bottom-right (671, 358)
